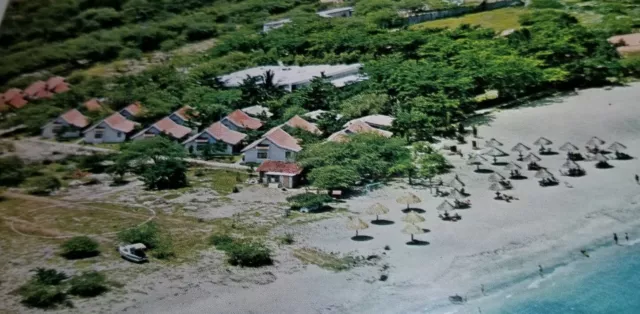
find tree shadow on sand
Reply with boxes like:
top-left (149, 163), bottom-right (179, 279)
top-left (406, 240), bottom-right (430, 246)
top-left (474, 168), bottom-right (494, 174)
top-left (371, 219), bottom-right (395, 226)
top-left (351, 235), bottom-right (374, 242)
top-left (402, 207), bottom-right (426, 214)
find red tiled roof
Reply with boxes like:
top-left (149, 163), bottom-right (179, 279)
top-left (122, 102), bottom-right (143, 116)
top-left (153, 117), bottom-right (192, 139)
top-left (173, 106), bottom-right (195, 121)
top-left (33, 89), bottom-right (54, 99)
top-left (2, 88), bottom-right (22, 100)
top-left (104, 112), bottom-right (137, 133)
top-left (207, 122), bottom-right (246, 145)
top-left (23, 81), bottom-right (47, 98)
top-left (256, 160), bottom-right (303, 175)
top-left (243, 127), bottom-right (302, 152)
top-left (5, 94), bottom-right (28, 109)
top-left (285, 115), bottom-right (321, 134)
top-left (226, 109), bottom-right (263, 130)
top-left (52, 82), bottom-right (70, 93)
top-left (60, 109), bottom-right (89, 128)
top-left (46, 76), bottom-right (66, 90)
top-left (83, 98), bottom-right (103, 112)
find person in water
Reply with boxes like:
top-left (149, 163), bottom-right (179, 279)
top-left (626, 233), bottom-right (629, 242)
top-left (538, 265), bottom-right (544, 278)
top-left (614, 233), bottom-right (619, 245)
top-left (580, 249), bottom-right (590, 258)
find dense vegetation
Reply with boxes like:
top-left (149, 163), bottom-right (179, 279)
top-left (18, 268), bottom-right (109, 308)
top-left (60, 236), bottom-right (101, 259)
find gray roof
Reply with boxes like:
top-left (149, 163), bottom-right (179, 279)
top-left (317, 6), bottom-right (354, 17)
top-left (218, 64), bottom-right (364, 88)
top-left (264, 18), bottom-right (291, 26)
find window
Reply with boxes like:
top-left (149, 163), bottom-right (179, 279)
top-left (94, 131), bottom-right (103, 139)
top-left (117, 132), bottom-right (122, 138)
top-left (257, 151), bottom-right (268, 159)
top-left (285, 151), bottom-right (294, 160)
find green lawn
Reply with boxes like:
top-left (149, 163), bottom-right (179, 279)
top-left (411, 7), bottom-right (528, 32)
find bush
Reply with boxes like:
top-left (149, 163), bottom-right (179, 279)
top-left (226, 241), bottom-right (272, 267)
top-left (117, 222), bottom-right (159, 248)
top-left (32, 268), bottom-right (68, 286)
top-left (209, 234), bottom-right (234, 250)
top-left (286, 193), bottom-right (333, 210)
top-left (530, 0), bottom-right (564, 9)
top-left (26, 175), bottom-right (62, 195)
top-left (0, 156), bottom-right (25, 187)
top-left (19, 282), bottom-right (68, 309)
top-left (278, 233), bottom-right (294, 245)
top-left (60, 236), bottom-right (100, 260)
top-left (151, 238), bottom-right (175, 259)
top-left (68, 271), bottom-right (108, 297)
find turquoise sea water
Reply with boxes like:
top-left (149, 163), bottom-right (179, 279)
top-left (492, 242), bottom-right (640, 314)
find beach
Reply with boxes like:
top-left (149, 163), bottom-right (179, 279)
top-left (116, 83), bottom-right (640, 314)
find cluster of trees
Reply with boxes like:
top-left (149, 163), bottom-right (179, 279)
top-left (18, 268), bottom-right (108, 309)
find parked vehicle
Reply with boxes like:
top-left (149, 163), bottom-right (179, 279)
top-left (118, 243), bottom-right (147, 263)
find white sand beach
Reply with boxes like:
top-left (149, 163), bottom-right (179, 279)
top-left (118, 83), bottom-right (640, 314)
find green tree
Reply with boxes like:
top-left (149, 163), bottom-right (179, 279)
top-left (339, 93), bottom-right (389, 119)
top-left (116, 137), bottom-right (188, 189)
top-left (308, 165), bottom-right (359, 190)
top-left (0, 156), bottom-right (26, 187)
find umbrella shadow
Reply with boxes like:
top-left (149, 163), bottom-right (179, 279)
top-left (492, 161), bottom-right (509, 166)
top-left (406, 240), bottom-right (430, 246)
top-left (595, 163), bottom-right (614, 169)
top-left (402, 207), bottom-right (426, 214)
top-left (351, 235), bottom-right (374, 242)
top-left (371, 219), bottom-right (395, 226)
top-left (540, 151), bottom-right (559, 156)
top-left (510, 175), bottom-right (528, 180)
top-left (422, 228), bottom-right (431, 233)
top-left (615, 154), bottom-right (633, 160)
top-left (474, 168), bottom-right (495, 174)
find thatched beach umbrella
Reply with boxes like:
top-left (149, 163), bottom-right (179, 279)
top-left (561, 160), bottom-right (581, 170)
top-left (366, 203), bottom-right (390, 221)
top-left (402, 223), bottom-right (426, 242)
top-left (489, 182), bottom-right (506, 197)
top-left (534, 169), bottom-right (554, 179)
top-left (483, 146), bottom-right (508, 164)
top-left (485, 138), bottom-right (504, 148)
top-left (436, 200), bottom-right (455, 212)
top-left (504, 162), bottom-right (522, 171)
top-left (559, 142), bottom-right (579, 152)
top-left (586, 136), bottom-right (606, 148)
top-left (402, 211), bottom-right (426, 224)
top-left (511, 143), bottom-right (531, 159)
top-left (346, 217), bottom-right (369, 237)
top-left (447, 188), bottom-right (466, 200)
top-left (595, 153), bottom-right (609, 162)
top-left (608, 141), bottom-right (627, 152)
top-left (533, 137), bottom-right (553, 149)
top-left (396, 192), bottom-right (421, 210)
top-left (522, 153), bottom-right (541, 163)
top-left (447, 177), bottom-right (465, 190)
top-left (488, 172), bottom-right (506, 183)
top-left (467, 154), bottom-right (487, 171)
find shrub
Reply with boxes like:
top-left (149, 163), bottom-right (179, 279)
top-left (278, 233), bottom-right (294, 245)
top-left (226, 241), bottom-right (272, 267)
top-left (209, 234), bottom-right (234, 250)
top-left (530, 0), bottom-right (564, 9)
top-left (19, 282), bottom-right (68, 309)
top-left (286, 193), bottom-right (333, 211)
top-left (32, 268), bottom-right (68, 286)
top-left (0, 156), bottom-right (25, 187)
top-left (26, 175), bottom-right (62, 195)
top-left (68, 271), bottom-right (108, 297)
top-left (151, 238), bottom-right (175, 259)
top-left (117, 222), bottom-right (159, 248)
top-left (60, 236), bottom-right (100, 260)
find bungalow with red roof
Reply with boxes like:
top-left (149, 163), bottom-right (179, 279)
top-left (83, 112), bottom-right (139, 144)
top-left (119, 102), bottom-right (143, 119)
top-left (168, 106), bottom-right (195, 126)
top-left (24, 81), bottom-right (53, 100)
top-left (285, 115), bottom-right (321, 134)
top-left (328, 119), bottom-right (393, 142)
top-left (256, 160), bottom-right (303, 188)
top-left (83, 98), bottom-right (104, 112)
top-left (1, 88), bottom-right (28, 110)
top-left (183, 122), bottom-right (247, 155)
top-left (242, 126), bottom-right (301, 163)
top-left (41, 109), bottom-right (90, 139)
top-left (131, 115), bottom-right (194, 141)
top-left (221, 109), bottom-right (263, 131)
top-left (46, 76), bottom-right (70, 94)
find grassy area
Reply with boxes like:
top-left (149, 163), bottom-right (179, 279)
top-left (292, 248), bottom-right (355, 271)
top-left (410, 7), bottom-right (528, 32)
top-left (188, 168), bottom-right (249, 195)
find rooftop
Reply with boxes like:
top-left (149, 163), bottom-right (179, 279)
top-left (225, 109), bottom-right (263, 130)
top-left (60, 109), bottom-right (89, 128)
top-left (264, 18), bottom-right (292, 26)
top-left (103, 112), bottom-right (137, 133)
top-left (218, 64), bottom-right (364, 88)
top-left (317, 6), bottom-right (353, 17)
top-left (285, 115), bottom-right (321, 134)
top-left (242, 105), bottom-right (273, 118)
top-left (83, 98), bottom-right (103, 112)
top-left (344, 114), bottom-right (395, 128)
top-left (243, 127), bottom-right (302, 152)
top-left (256, 160), bottom-right (303, 175)
top-left (184, 122), bottom-right (247, 146)
top-left (122, 102), bottom-right (143, 117)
